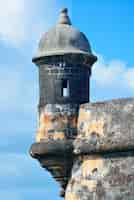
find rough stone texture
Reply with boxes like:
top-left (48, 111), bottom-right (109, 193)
top-left (38, 58), bottom-right (90, 106)
top-left (36, 104), bottom-right (78, 142)
top-left (30, 7), bottom-right (134, 200)
top-left (31, 98), bottom-right (134, 199)
top-left (75, 98), bottom-right (134, 154)
top-left (65, 152), bottom-right (134, 200)
top-left (65, 98), bottom-right (134, 200)
top-left (31, 8), bottom-right (97, 196)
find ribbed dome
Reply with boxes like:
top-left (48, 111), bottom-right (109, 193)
top-left (33, 8), bottom-right (96, 62)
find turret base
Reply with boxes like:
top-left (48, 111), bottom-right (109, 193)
top-left (30, 140), bottom-right (74, 197)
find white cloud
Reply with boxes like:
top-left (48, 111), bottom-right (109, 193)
top-left (0, 63), bottom-right (38, 138)
top-left (0, 65), bottom-right (37, 113)
top-left (0, 0), bottom-right (30, 45)
top-left (0, 0), bottom-right (58, 46)
top-left (92, 54), bottom-right (134, 91)
top-left (124, 68), bottom-right (134, 89)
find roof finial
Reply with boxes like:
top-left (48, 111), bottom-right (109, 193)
top-left (58, 8), bottom-right (72, 25)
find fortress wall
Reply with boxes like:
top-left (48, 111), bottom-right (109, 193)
top-left (65, 98), bottom-right (134, 200)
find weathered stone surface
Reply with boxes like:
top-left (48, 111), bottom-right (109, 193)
top-left (30, 140), bottom-right (73, 158)
top-left (31, 98), bottom-right (134, 199)
top-left (75, 98), bottom-right (134, 154)
top-left (65, 98), bottom-right (134, 200)
top-left (65, 152), bottom-right (134, 200)
top-left (33, 9), bottom-right (97, 63)
top-left (30, 7), bottom-right (98, 199)
top-left (36, 104), bottom-right (78, 142)
top-left (30, 7), bottom-right (134, 200)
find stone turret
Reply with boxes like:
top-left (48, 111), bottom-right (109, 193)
top-left (33, 8), bottom-right (97, 142)
top-left (30, 8), bottom-right (134, 200)
top-left (30, 8), bottom-right (97, 197)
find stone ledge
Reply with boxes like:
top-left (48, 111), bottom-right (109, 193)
top-left (30, 139), bottom-right (74, 158)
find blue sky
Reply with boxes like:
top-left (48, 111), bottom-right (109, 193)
top-left (0, 0), bottom-right (134, 199)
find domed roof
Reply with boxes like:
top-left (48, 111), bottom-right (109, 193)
top-left (33, 8), bottom-right (97, 63)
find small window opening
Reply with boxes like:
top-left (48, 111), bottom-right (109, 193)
top-left (59, 62), bottom-right (66, 68)
top-left (61, 79), bottom-right (70, 97)
top-left (59, 62), bottom-right (62, 67)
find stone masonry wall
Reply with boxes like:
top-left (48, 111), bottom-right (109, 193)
top-left (65, 98), bottom-right (134, 200)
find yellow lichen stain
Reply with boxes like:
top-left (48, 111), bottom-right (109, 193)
top-left (53, 132), bottom-right (65, 140)
top-left (82, 156), bottom-right (103, 178)
top-left (81, 179), bottom-right (97, 191)
top-left (36, 112), bottom-right (68, 142)
top-left (36, 112), bottom-right (77, 142)
top-left (43, 114), bottom-right (54, 130)
top-left (36, 112), bottom-right (54, 142)
top-left (86, 119), bottom-right (104, 137)
top-left (78, 108), bottom-right (91, 124)
top-left (36, 129), bottom-right (48, 142)
top-left (36, 113), bottom-right (47, 142)
top-left (65, 192), bottom-right (78, 200)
